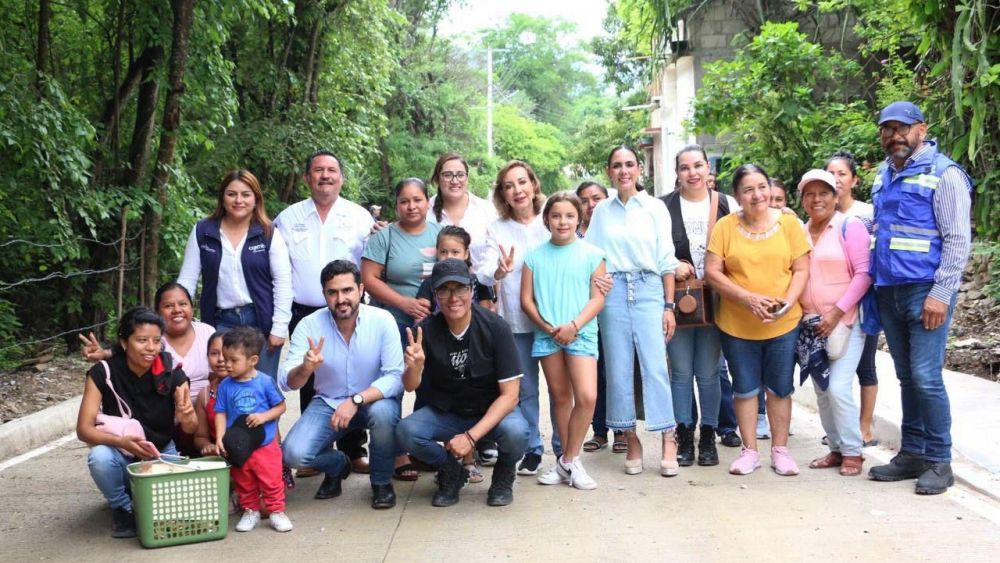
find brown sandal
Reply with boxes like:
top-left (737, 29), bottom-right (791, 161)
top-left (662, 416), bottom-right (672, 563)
top-left (612, 432), bottom-right (627, 454)
top-left (808, 451), bottom-right (843, 469)
top-left (839, 455), bottom-right (864, 476)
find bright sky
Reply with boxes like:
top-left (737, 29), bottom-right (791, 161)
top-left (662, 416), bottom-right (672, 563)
top-left (438, 0), bottom-right (611, 45)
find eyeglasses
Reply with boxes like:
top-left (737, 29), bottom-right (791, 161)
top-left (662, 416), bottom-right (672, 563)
top-left (434, 285), bottom-right (473, 299)
top-left (879, 123), bottom-right (912, 137)
top-left (440, 172), bottom-right (468, 182)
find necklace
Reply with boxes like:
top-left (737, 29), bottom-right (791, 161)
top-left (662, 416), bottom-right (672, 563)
top-left (736, 211), bottom-right (780, 241)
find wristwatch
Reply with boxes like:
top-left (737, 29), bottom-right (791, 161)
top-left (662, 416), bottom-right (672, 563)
top-left (663, 302), bottom-right (677, 312)
top-left (351, 393), bottom-right (364, 406)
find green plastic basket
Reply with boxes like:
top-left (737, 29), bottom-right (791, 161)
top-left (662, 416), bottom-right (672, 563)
top-left (127, 456), bottom-right (230, 548)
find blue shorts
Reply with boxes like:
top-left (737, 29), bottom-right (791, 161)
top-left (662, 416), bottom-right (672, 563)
top-left (532, 332), bottom-right (599, 359)
top-left (719, 326), bottom-right (799, 399)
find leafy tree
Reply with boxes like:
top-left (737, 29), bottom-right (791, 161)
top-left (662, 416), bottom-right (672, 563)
top-left (691, 21), bottom-right (875, 189)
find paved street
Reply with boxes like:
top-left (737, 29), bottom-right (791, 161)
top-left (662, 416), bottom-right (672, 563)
top-left (2, 387), bottom-right (999, 563)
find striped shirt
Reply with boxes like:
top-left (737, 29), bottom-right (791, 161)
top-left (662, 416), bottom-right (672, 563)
top-left (884, 140), bottom-right (972, 303)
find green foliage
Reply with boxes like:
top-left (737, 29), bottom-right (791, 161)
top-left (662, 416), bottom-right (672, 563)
top-left (492, 104), bottom-right (569, 192)
top-left (480, 14), bottom-right (599, 130)
top-left (691, 22), bottom-right (876, 188)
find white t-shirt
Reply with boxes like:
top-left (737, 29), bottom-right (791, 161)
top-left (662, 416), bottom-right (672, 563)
top-left (679, 193), bottom-right (740, 279)
top-left (842, 200), bottom-right (874, 221)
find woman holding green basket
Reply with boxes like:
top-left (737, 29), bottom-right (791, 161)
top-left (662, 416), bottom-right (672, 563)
top-left (76, 307), bottom-right (198, 539)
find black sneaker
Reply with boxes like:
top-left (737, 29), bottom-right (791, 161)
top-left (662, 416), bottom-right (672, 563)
top-left (676, 423), bottom-right (695, 467)
top-left (432, 456), bottom-right (468, 507)
top-left (915, 462), bottom-right (954, 495)
top-left (371, 483), bottom-right (397, 509)
top-left (477, 440), bottom-right (499, 467)
top-left (487, 463), bottom-right (517, 506)
top-left (111, 507), bottom-right (137, 539)
top-left (516, 452), bottom-right (541, 476)
top-left (697, 426), bottom-right (719, 466)
top-left (869, 451), bottom-right (928, 482)
top-left (719, 431), bottom-right (742, 448)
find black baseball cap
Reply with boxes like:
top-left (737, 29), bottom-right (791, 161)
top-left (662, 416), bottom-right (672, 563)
top-left (222, 414), bottom-right (265, 467)
top-left (431, 258), bottom-right (474, 289)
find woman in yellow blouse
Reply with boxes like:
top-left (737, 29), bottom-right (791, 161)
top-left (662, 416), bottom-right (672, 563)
top-left (705, 164), bottom-right (809, 477)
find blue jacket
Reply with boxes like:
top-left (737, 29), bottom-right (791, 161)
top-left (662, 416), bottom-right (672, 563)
top-left (194, 218), bottom-right (274, 335)
top-left (870, 142), bottom-right (970, 287)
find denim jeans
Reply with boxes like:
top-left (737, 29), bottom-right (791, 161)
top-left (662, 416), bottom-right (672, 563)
top-left (88, 441), bottom-right (178, 511)
top-left (720, 326), bottom-right (799, 399)
top-left (668, 325), bottom-right (722, 427)
top-left (815, 322), bottom-right (866, 456)
top-left (877, 283), bottom-right (955, 462)
top-left (598, 272), bottom-right (675, 432)
top-left (716, 358), bottom-right (738, 434)
top-left (282, 396), bottom-right (400, 485)
top-left (396, 406), bottom-right (529, 468)
top-left (215, 305), bottom-right (281, 381)
top-left (514, 332), bottom-right (561, 457)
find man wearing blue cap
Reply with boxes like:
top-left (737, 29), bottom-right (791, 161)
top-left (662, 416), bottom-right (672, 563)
top-left (867, 101), bottom-right (972, 494)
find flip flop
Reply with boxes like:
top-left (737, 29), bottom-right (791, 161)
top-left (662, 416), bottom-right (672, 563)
top-left (583, 436), bottom-right (609, 452)
top-left (393, 463), bottom-right (419, 481)
top-left (465, 463), bottom-right (484, 483)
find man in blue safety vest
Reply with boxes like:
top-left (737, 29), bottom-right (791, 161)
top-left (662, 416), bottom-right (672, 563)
top-left (867, 101), bottom-right (973, 495)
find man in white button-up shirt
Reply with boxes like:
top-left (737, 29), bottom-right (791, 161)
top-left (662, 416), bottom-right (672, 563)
top-left (274, 150), bottom-right (375, 473)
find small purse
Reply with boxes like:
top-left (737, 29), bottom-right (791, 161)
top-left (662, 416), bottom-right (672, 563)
top-left (825, 321), bottom-right (852, 360)
top-left (94, 360), bottom-right (147, 456)
top-left (674, 191), bottom-right (720, 328)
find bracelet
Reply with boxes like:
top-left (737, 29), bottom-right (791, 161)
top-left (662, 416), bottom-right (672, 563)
top-left (570, 320), bottom-right (579, 334)
top-left (464, 431), bottom-right (477, 448)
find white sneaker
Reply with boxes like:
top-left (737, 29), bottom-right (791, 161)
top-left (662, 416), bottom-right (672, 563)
top-left (756, 414), bottom-right (771, 439)
top-left (537, 461), bottom-right (570, 485)
top-left (269, 511), bottom-right (293, 533)
top-left (568, 458), bottom-right (597, 490)
top-left (235, 509), bottom-right (260, 532)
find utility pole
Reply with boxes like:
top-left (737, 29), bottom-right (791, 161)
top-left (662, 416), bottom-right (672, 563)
top-left (486, 47), bottom-right (494, 158)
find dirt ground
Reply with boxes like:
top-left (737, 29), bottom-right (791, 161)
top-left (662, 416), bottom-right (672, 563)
top-left (0, 354), bottom-right (89, 423)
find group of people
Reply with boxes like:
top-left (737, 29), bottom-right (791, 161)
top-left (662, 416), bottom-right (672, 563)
top-left (75, 100), bottom-right (972, 540)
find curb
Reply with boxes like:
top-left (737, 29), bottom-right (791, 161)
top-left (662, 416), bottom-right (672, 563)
top-left (0, 395), bottom-right (81, 462)
top-left (791, 383), bottom-right (1000, 503)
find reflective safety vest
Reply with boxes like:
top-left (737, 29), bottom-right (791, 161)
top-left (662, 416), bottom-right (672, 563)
top-left (870, 141), bottom-right (971, 286)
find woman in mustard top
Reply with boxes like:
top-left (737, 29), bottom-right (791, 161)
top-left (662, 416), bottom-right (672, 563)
top-left (704, 164), bottom-right (810, 477)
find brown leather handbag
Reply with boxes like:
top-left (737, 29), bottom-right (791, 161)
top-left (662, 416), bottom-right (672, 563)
top-left (674, 191), bottom-right (719, 328)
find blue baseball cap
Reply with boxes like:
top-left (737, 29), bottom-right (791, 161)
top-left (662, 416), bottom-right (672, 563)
top-left (878, 101), bottom-right (925, 125)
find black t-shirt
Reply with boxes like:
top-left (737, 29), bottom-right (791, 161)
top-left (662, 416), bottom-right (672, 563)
top-left (417, 304), bottom-right (521, 417)
top-left (88, 352), bottom-right (190, 450)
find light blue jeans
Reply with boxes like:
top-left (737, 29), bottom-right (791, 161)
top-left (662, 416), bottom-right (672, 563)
top-left (283, 397), bottom-right (400, 486)
top-left (215, 306), bottom-right (281, 381)
top-left (87, 441), bottom-right (178, 511)
top-left (513, 332), bottom-right (561, 457)
top-left (815, 322), bottom-right (866, 456)
top-left (598, 272), bottom-right (676, 432)
top-left (667, 325), bottom-right (722, 427)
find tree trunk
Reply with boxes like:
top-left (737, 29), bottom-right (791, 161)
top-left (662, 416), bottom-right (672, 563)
top-left (378, 136), bottom-right (392, 193)
top-left (120, 77), bottom-right (159, 188)
top-left (142, 0), bottom-right (195, 306)
top-left (92, 45), bottom-right (164, 188)
top-left (34, 0), bottom-right (50, 95)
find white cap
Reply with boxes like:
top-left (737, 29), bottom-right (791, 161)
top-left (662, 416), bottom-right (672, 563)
top-left (797, 169), bottom-right (838, 195)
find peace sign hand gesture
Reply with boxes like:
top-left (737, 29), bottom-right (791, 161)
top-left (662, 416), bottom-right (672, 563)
top-left (303, 336), bottom-right (325, 371)
top-left (404, 327), bottom-right (425, 371)
top-left (78, 331), bottom-right (111, 362)
top-left (495, 244), bottom-right (516, 281)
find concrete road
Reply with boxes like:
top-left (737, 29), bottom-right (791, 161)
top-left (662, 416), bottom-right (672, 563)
top-left (2, 390), bottom-right (999, 562)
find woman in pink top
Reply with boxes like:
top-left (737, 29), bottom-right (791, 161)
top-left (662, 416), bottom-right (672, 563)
top-left (797, 170), bottom-right (872, 476)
